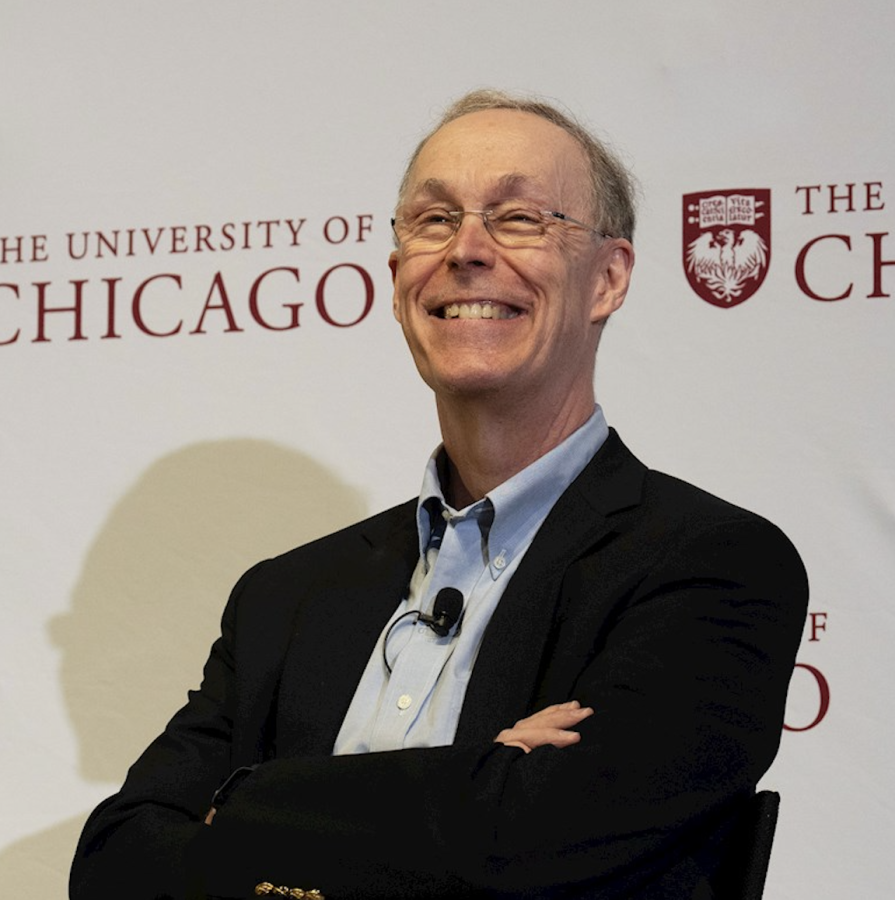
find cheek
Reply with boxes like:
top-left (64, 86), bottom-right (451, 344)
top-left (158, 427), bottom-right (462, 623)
top-left (390, 268), bottom-right (417, 323)
top-left (394, 256), bottom-right (436, 302)
top-left (509, 242), bottom-right (572, 283)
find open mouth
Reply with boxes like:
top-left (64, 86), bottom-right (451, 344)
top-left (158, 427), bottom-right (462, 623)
top-left (436, 301), bottom-right (521, 320)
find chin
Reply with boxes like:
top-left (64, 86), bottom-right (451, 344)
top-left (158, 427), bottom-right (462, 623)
top-left (413, 344), bottom-right (528, 398)
top-left (430, 367), bottom-right (518, 398)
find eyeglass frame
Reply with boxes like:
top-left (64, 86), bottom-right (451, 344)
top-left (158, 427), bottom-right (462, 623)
top-left (390, 207), bottom-right (614, 249)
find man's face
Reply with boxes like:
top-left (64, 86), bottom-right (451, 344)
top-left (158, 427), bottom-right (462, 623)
top-left (390, 109), bottom-right (632, 415)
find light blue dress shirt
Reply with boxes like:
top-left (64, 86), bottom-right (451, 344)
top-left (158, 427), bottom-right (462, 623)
top-left (332, 406), bottom-right (609, 755)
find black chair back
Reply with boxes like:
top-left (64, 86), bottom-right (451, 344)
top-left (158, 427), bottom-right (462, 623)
top-left (711, 790), bottom-right (780, 900)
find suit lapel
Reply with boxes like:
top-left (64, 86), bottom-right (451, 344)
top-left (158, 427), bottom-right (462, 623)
top-left (275, 501), bottom-right (419, 756)
top-left (454, 430), bottom-right (647, 745)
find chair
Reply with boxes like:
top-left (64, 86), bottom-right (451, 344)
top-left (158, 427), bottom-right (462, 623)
top-left (711, 790), bottom-right (781, 900)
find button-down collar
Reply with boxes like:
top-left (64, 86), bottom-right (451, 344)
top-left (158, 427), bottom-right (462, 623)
top-left (416, 405), bottom-right (609, 579)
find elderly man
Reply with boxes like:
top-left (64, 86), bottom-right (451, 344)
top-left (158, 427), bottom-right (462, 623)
top-left (72, 90), bottom-right (808, 899)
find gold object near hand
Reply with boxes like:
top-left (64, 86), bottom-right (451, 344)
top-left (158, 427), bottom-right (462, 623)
top-left (254, 882), bottom-right (324, 900)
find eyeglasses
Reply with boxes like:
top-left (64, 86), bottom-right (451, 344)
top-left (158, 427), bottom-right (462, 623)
top-left (391, 205), bottom-right (612, 249)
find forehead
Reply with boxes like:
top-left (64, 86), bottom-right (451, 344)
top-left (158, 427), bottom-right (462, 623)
top-left (406, 109), bottom-right (590, 205)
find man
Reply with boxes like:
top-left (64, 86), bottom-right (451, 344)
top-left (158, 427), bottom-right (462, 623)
top-left (71, 90), bottom-right (808, 899)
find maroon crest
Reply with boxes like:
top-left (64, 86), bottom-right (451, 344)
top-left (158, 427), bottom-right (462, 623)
top-left (683, 189), bottom-right (771, 308)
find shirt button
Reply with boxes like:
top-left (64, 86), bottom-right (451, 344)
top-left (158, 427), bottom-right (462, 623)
top-left (494, 554), bottom-right (507, 569)
top-left (397, 694), bottom-right (413, 710)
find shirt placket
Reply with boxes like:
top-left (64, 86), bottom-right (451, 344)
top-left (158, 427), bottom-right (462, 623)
top-left (368, 506), bottom-right (487, 750)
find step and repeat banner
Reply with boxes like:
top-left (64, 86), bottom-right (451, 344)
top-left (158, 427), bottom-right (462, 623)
top-left (2, 2), bottom-right (893, 897)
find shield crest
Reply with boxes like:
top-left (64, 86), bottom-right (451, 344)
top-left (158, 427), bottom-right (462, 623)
top-left (682, 189), bottom-right (771, 308)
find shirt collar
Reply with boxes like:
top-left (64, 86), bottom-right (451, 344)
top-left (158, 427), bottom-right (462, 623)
top-left (415, 405), bottom-right (609, 572)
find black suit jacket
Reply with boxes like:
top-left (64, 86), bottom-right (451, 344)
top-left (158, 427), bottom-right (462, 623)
top-left (71, 431), bottom-right (808, 899)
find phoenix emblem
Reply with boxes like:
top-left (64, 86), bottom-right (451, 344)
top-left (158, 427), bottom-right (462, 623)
top-left (682, 190), bottom-right (771, 308)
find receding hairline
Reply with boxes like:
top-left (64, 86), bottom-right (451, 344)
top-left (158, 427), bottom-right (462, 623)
top-left (396, 90), bottom-right (637, 241)
top-left (399, 108), bottom-right (588, 196)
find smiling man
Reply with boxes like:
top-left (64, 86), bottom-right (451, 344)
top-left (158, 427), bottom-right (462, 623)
top-left (72, 90), bottom-right (808, 900)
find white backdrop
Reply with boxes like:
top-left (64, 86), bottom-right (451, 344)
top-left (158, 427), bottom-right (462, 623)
top-left (2, 2), bottom-right (893, 897)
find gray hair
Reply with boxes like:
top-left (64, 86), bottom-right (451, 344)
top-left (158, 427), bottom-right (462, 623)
top-left (398, 89), bottom-right (636, 242)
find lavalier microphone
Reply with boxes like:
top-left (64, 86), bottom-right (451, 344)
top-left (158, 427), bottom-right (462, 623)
top-left (416, 587), bottom-right (464, 637)
top-left (382, 587), bottom-right (465, 673)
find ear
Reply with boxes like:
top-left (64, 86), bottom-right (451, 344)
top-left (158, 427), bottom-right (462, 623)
top-left (590, 239), bottom-right (634, 324)
top-left (389, 250), bottom-right (401, 321)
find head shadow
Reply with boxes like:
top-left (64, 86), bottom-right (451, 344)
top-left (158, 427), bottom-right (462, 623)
top-left (50, 438), bottom-right (367, 783)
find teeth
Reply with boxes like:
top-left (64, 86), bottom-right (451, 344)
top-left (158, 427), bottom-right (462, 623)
top-left (442, 301), bottom-right (518, 320)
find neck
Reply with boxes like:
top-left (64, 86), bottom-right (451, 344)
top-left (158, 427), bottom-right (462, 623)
top-left (435, 389), bottom-right (595, 509)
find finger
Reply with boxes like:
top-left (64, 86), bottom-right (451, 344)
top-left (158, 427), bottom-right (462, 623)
top-left (531, 728), bottom-right (583, 748)
top-left (499, 739), bottom-right (533, 754)
top-left (496, 726), bottom-right (583, 751)
top-left (515, 705), bottom-right (594, 730)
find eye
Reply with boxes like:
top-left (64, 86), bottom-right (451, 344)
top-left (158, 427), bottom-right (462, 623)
top-left (493, 208), bottom-right (544, 235)
top-left (497, 208), bottom-right (543, 225)
top-left (415, 209), bottom-right (456, 226)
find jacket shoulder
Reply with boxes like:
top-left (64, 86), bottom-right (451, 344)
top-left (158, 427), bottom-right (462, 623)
top-left (221, 497), bottom-right (418, 632)
top-left (264, 497), bottom-right (417, 571)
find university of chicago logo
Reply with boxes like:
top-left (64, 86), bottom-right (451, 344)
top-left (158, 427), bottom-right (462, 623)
top-left (683, 189), bottom-right (771, 308)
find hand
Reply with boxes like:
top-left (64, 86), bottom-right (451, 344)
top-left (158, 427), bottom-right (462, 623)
top-left (204, 807), bottom-right (216, 825)
top-left (494, 700), bottom-right (594, 754)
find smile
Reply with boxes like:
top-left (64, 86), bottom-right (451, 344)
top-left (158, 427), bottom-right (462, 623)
top-left (438, 301), bottom-right (520, 320)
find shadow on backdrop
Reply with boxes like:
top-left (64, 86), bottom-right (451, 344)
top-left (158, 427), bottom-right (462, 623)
top-left (1, 439), bottom-right (368, 895)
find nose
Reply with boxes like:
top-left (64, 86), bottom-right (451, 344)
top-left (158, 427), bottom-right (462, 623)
top-left (447, 211), bottom-right (495, 269)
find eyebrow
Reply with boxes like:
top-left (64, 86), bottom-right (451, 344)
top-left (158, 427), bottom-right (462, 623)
top-left (409, 173), bottom-right (539, 202)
